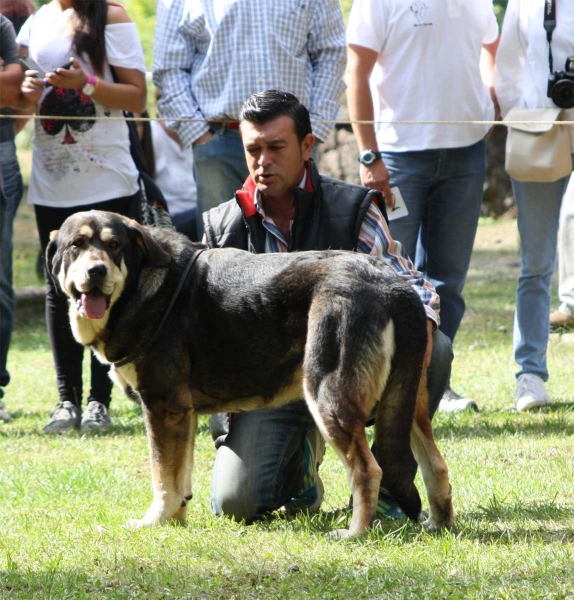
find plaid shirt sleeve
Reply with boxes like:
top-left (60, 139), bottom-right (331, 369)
top-left (306, 0), bottom-right (346, 142)
top-left (357, 202), bottom-right (441, 326)
top-left (153, 0), bottom-right (211, 147)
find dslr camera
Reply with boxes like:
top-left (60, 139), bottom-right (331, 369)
top-left (547, 56), bottom-right (574, 109)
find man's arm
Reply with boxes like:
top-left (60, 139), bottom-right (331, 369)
top-left (0, 61), bottom-right (24, 108)
top-left (306, 0), bottom-right (346, 143)
top-left (0, 17), bottom-right (24, 108)
top-left (357, 199), bottom-right (439, 366)
top-left (152, 0), bottom-right (211, 148)
top-left (345, 44), bottom-right (393, 208)
top-left (481, 37), bottom-right (500, 120)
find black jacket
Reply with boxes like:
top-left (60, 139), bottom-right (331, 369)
top-left (203, 160), bottom-right (387, 253)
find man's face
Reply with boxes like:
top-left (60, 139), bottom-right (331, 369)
top-left (240, 116), bottom-right (314, 200)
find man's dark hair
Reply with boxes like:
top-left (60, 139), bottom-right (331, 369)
top-left (239, 90), bottom-right (312, 143)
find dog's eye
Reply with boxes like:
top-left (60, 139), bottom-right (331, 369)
top-left (108, 239), bottom-right (120, 250)
top-left (72, 238), bottom-right (84, 248)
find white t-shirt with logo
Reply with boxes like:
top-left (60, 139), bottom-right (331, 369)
top-left (347, 0), bottom-right (499, 151)
top-left (17, 3), bottom-right (147, 207)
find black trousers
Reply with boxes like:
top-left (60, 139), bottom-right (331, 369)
top-left (35, 193), bottom-right (137, 408)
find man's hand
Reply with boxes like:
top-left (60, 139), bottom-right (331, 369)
top-left (193, 130), bottom-right (214, 146)
top-left (425, 319), bottom-right (434, 368)
top-left (360, 160), bottom-right (393, 209)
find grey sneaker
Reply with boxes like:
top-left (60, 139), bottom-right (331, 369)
top-left (516, 373), bottom-right (550, 412)
top-left (44, 401), bottom-right (81, 433)
top-left (81, 400), bottom-right (111, 432)
top-left (0, 398), bottom-right (12, 423)
top-left (438, 387), bottom-right (479, 413)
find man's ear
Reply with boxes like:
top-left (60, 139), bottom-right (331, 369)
top-left (301, 132), bottom-right (315, 162)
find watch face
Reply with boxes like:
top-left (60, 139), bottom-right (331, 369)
top-left (82, 83), bottom-right (96, 96)
top-left (360, 150), bottom-right (376, 165)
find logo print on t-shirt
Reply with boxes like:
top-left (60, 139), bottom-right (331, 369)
top-left (39, 87), bottom-right (96, 145)
top-left (410, 1), bottom-right (432, 27)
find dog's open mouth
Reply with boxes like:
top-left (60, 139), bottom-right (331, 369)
top-left (74, 287), bottom-right (111, 320)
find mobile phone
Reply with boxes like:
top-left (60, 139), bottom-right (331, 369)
top-left (19, 56), bottom-right (46, 79)
top-left (20, 58), bottom-right (74, 86)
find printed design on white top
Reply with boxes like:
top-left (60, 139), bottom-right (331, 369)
top-left (39, 87), bottom-right (97, 145)
top-left (410, 1), bottom-right (432, 27)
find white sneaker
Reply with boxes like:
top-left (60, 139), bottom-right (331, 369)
top-left (515, 373), bottom-right (550, 412)
top-left (438, 388), bottom-right (479, 413)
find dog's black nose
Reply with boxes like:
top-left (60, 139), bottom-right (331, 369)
top-left (87, 263), bottom-right (107, 280)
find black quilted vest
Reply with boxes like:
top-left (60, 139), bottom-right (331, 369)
top-left (203, 160), bottom-right (386, 253)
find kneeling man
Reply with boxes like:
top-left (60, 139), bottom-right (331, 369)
top-left (203, 90), bottom-right (452, 522)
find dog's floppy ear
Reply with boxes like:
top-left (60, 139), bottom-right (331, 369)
top-left (45, 229), bottom-right (64, 295)
top-left (121, 218), bottom-right (172, 267)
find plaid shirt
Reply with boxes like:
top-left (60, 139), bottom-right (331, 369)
top-left (153, 0), bottom-right (346, 147)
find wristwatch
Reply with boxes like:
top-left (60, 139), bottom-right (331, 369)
top-left (81, 74), bottom-right (98, 97)
top-left (358, 149), bottom-right (382, 166)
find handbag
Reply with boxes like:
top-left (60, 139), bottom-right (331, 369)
top-left (503, 107), bottom-right (573, 183)
top-left (123, 112), bottom-right (174, 229)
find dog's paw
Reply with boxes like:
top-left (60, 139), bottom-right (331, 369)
top-left (420, 516), bottom-right (451, 531)
top-left (326, 528), bottom-right (356, 540)
top-left (124, 518), bottom-right (153, 530)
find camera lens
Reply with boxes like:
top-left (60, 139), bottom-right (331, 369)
top-left (551, 79), bottom-right (574, 109)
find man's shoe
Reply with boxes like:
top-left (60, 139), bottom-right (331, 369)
top-left (81, 400), bottom-right (112, 432)
top-left (348, 487), bottom-right (408, 520)
top-left (438, 387), bottom-right (479, 413)
top-left (549, 310), bottom-right (574, 332)
top-left (516, 373), bottom-right (550, 412)
top-left (283, 428), bottom-right (325, 513)
top-left (44, 401), bottom-right (81, 433)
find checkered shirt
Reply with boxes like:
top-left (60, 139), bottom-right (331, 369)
top-left (153, 0), bottom-right (346, 147)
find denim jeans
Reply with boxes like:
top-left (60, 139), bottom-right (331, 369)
top-left (384, 140), bottom-right (486, 343)
top-left (210, 329), bottom-right (452, 521)
top-left (512, 168), bottom-right (573, 380)
top-left (0, 138), bottom-right (24, 392)
top-left (557, 176), bottom-right (574, 317)
top-left (192, 126), bottom-right (249, 240)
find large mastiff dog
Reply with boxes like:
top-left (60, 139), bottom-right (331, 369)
top-left (47, 210), bottom-right (453, 537)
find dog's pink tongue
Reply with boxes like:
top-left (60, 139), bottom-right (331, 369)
top-left (81, 289), bottom-right (107, 320)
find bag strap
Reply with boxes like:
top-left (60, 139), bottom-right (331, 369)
top-left (544, 0), bottom-right (557, 73)
top-left (108, 64), bottom-right (150, 176)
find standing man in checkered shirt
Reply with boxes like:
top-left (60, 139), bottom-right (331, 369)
top-left (153, 0), bottom-right (346, 240)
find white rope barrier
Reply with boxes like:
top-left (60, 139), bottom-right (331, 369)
top-left (1, 114), bottom-right (573, 126)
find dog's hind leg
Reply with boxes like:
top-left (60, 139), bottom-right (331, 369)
top-left (126, 403), bottom-right (198, 529)
top-left (410, 371), bottom-right (453, 530)
top-left (373, 357), bottom-right (424, 522)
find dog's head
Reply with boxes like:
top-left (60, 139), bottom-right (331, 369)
top-left (46, 210), bottom-right (171, 323)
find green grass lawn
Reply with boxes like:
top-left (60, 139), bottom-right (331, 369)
top-left (2, 208), bottom-right (574, 599)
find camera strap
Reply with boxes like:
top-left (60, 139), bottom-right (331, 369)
top-left (543, 0), bottom-right (557, 73)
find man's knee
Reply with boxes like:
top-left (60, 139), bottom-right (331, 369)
top-left (210, 445), bottom-right (259, 522)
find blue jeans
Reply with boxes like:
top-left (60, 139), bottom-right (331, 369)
top-left (384, 140), bottom-right (486, 343)
top-left (512, 168), bottom-right (573, 380)
top-left (192, 126), bottom-right (249, 240)
top-left (210, 329), bottom-right (452, 521)
top-left (0, 138), bottom-right (24, 392)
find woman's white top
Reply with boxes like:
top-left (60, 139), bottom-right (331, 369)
top-left (17, 3), bottom-right (147, 207)
top-left (150, 120), bottom-right (197, 218)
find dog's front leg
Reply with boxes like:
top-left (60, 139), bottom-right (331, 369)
top-left (126, 403), bottom-right (197, 529)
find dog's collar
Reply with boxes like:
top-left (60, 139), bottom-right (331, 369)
top-left (114, 249), bottom-right (205, 368)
